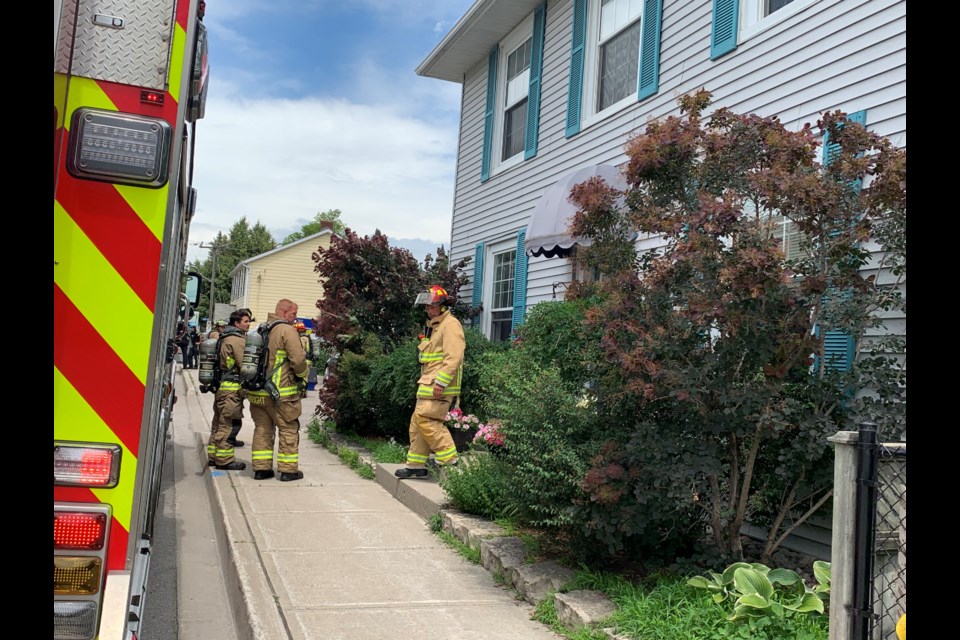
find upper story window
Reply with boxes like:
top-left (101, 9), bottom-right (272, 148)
top-left (566, 0), bottom-right (662, 138)
top-left (585, 0), bottom-right (643, 123)
top-left (494, 16), bottom-right (533, 173)
top-left (712, 0), bottom-right (814, 60)
top-left (740, 0), bottom-right (813, 40)
top-left (482, 4), bottom-right (547, 182)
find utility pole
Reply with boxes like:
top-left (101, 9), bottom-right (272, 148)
top-left (198, 242), bottom-right (219, 334)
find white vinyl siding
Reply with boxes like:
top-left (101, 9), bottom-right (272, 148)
top-left (445, 0), bottom-right (904, 340)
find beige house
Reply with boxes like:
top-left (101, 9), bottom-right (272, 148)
top-left (228, 225), bottom-right (334, 328)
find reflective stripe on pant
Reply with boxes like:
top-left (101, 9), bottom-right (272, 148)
top-left (405, 397), bottom-right (457, 467)
top-left (208, 394), bottom-right (245, 463)
top-left (211, 391), bottom-right (244, 465)
top-left (249, 395), bottom-right (302, 473)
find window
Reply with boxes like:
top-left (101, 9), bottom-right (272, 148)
top-left (762, 215), bottom-right (804, 262)
top-left (714, 0), bottom-right (814, 58)
top-left (481, 4), bottom-right (546, 181)
top-left (489, 248), bottom-right (516, 342)
top-left (499, 22), bottom-right (532, 166)
top-left (566, 0), bottom-right (662, 137)
top-left (570, 245), bottom-right (601, 285)
top-left (596, 0), bottom-right (643, 112)
top-left (473, 233), bottom-right (528, 341)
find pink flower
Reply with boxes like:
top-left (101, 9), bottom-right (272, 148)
top-left (443, 408), bottom-right (481, 432)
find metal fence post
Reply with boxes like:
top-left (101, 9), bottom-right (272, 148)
top-left (852, 422), bottom-right (879, 640)
top-left (828, 430), bottom-right (860, 640)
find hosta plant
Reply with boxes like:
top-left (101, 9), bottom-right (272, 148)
top-left (688, 560), bottom-right (831, 622)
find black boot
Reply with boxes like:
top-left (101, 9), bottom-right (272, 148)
top-left (215, 461), bottom-right (246, 471)
top-left (227, 420), bottom-right (244, 447)
top-left (394, 467), bottom-right (428, 479)
top-left (254, 470), bottom-right (275, 480)
top-left (279, 471), bottom-right (304, 482)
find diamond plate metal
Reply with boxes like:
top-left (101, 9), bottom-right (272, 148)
top-left (54, 0), bottom-right (177, 90)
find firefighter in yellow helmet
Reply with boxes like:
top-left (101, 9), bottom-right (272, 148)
top-left (395, 285), bottom-right (465, 479)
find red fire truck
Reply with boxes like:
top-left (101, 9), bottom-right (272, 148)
top-left (54, 0), bottom-right (209, 638)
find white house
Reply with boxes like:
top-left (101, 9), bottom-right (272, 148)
top-left (417, 0), bottom-right (906, 358)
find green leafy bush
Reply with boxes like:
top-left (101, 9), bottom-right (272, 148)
top-left (437, 452), bottom-right (514, 519)
top-left (476, 349), bottom-right (592, 531)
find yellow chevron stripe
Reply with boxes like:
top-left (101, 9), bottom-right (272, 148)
top-left (54, 74), bottom-right (68, 128)
top-left (54, 367), bottom-right (135, 533)
top-left (64, 77), bottom-right (117, 128)
top-left (169, 22), bottom-right (186, 104)
top-left (116, 183), bottom-right (169, 241)
top-left (54, 202), bottom-right (152, 384)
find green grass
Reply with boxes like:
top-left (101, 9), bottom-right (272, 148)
top-left (553, 570), bottom-right (829, 640)
top-left (435, 529), bottom-right (481, 564)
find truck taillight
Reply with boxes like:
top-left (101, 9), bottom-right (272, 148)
top-left (54, 504), bottom-right (111, 639)
top-left (54, 556), bottom-right (103, 595)
top-left (55, 512), bottom-right (107, 550)
top-left (54, 442), bottom-right (121, 487)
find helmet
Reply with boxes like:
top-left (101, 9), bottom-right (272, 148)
top-left (294, 321), bottom-right (307, 332)
top-left (215, 319), bottom-right (227, 327)
top-left (414, 285), bottom-right (452, 307)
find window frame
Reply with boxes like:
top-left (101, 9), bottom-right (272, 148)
top-left (739, 0), bottom-right (814, 41)
top-left (580, 0), bottom-right (645, 131)
top-left (490, 14), bottom-right (534, 176)
top-left (482, 238), bottom-right (518, 342)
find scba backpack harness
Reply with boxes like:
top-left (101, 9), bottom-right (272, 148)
top-left (197, 326), bottom-right (245, 393)
top-left (240, 320), bottom-right (286, 400)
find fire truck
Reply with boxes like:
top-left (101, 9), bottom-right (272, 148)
top-left (54, 1), bottom-right (209, 638)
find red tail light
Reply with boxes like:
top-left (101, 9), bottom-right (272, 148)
top-left (54, 511), bottom-right (107, 551)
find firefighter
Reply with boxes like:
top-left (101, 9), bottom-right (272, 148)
top-left (208, 318), bottom-right (228, 340)
top-left (206, 308), bottom-right (251, 470)
top-left (204, 316), bottom-right (249, 451)
top-left (395, 285), bottom-right (464, 479)
top-left (248, 299), bottom-right (309, 481)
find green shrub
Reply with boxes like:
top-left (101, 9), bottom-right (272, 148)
top-left (327, 335), bottom-right (380, 434)
top-left (476, 349), bottom-right (593, 533)
top-left (362, 340), bottom-right (419, 439)
top-left (513, 298), bottom-right (604, 388)
top-left (437, 453), bottom-right (514, 520)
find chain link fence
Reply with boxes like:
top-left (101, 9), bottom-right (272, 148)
top-left (852, 424), bottom-right (906, 640)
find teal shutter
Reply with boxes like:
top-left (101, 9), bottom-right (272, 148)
top-left (711, 0), bottom-right (739, 60)
top-left (512, 230), bottom-right (528, 330)
top-left (525, 2), bottom-right (547, 159)
top-left (565, 0), bottom-right (588, 138)
top-left (481, 47), bottom-right (498, 182)
top-left (816, 109), bottom-right (867, 374)
top-left (823, 109), bottom-right (867, 166)
top-left (472, 242), bottom-right (485, 309)
top-left (637, 0), bottom-right (663, 101)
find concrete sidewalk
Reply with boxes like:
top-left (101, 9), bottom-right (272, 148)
top-left (180, 368), bottom-right (565, 640)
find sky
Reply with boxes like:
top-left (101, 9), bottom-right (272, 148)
top-left (188, 0), bottom-right (476, 264)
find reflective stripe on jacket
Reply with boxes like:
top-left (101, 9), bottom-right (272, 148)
top-left (247, 313), bottom-right (308, 398)
top-left (416, 310), bottom-right (465, 397)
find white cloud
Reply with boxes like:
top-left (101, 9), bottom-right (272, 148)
top-left (189, 94), bottom-right (458, 262)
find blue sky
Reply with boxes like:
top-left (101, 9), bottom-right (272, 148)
top-left (189, 0), bottom-right (475, 263)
